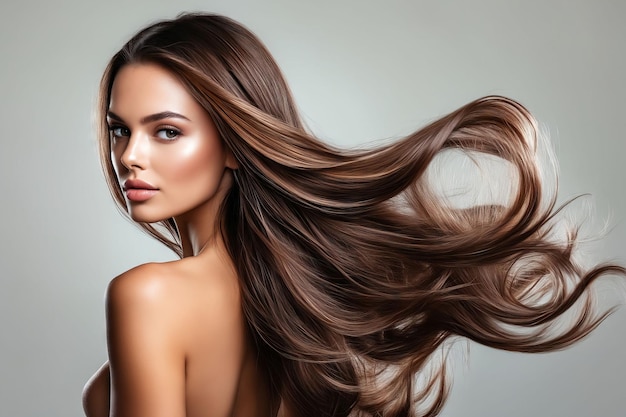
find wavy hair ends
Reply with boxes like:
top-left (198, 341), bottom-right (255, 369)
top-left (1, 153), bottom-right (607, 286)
top-left (97, 12), bottom-right (625, 417)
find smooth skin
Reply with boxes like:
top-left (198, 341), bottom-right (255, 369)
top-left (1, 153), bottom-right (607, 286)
top-left (82, 63), bottom-right (281, 417)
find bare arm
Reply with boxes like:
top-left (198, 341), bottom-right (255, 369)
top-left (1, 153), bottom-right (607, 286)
top-left (103, 262), bottom-right (245, 417)
top-left (106, 264), bottom-right (186, 417)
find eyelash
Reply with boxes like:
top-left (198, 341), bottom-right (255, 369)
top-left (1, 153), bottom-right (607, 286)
top-left (155, 126), bottom-right (181, 140)
top-left (108, 125), bottom-right (130, 139)
top-left (107, 125), bottom-right (182, 141)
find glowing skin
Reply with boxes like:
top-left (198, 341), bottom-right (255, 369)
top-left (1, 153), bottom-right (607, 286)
top-left (108, 63), bottom-right (237, 252)
top-left (84, 63), bottom-right (274, 417)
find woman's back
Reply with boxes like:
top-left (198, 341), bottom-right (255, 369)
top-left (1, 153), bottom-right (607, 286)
top-left (88, 12), bottom-right (625, 417)
top-left (83, 245), bottom-right (279, 417)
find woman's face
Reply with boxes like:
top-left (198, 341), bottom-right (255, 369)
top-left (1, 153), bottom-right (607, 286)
top-left (107, 63), bottom-right (236, 223)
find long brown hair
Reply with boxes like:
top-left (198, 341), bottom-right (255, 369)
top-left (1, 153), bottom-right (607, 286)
top-left (97, 13), bottom-right (625, 417)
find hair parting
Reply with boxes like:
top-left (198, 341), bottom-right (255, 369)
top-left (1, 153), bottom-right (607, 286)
top-left (98, 13), bottom-right (625, 417)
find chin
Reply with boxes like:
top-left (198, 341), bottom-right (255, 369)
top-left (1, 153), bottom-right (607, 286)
top-left (128, 209), bottom-right (170, 224)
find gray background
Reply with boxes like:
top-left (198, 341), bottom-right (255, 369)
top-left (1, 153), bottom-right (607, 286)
top-left (1, 0), bottom-right (624, 416)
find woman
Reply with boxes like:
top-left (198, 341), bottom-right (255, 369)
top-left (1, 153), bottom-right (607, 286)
top-left (82, 12), bottom-right (624, 417)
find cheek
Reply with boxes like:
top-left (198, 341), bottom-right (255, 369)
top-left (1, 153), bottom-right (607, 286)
top-left (156, 139), bottom-right (225, 184)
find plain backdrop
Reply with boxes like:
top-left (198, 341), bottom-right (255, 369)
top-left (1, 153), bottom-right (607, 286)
top-left (1, 0), bottom-right (624, 416)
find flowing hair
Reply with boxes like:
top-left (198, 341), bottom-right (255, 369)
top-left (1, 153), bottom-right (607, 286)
top-left (97, 13), bottom-right (625, 417)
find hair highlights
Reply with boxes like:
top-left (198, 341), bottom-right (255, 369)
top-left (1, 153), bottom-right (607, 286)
top-left (97, 13), bottom-right (625, 417)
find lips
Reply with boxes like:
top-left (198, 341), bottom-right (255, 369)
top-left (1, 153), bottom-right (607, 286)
top-left (124, 179), bottom-right (158, 191)
top-left (123, 179), bottom-right (159, 202)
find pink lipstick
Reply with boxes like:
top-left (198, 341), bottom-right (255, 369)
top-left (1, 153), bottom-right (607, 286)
top-left (123, 179), bottom-right (159, 202)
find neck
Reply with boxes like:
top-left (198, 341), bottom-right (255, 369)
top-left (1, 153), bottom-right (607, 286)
top-left (174, 171), bottom-right (233, 258)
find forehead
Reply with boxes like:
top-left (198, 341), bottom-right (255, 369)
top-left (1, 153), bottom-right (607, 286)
top-left (108, 63), bottom-right (198, 118)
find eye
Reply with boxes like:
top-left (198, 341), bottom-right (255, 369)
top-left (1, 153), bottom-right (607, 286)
top-left (156, 127), bottom-right (181, 141)
top-left (109, 125), bottom-right (130, 139)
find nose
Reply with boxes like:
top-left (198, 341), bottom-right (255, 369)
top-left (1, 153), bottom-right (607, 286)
top-left (119, 132), bottom-right (149, 171)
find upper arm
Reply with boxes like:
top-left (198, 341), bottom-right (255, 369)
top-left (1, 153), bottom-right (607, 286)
top-left (105, 264), bottom-right (186, 417)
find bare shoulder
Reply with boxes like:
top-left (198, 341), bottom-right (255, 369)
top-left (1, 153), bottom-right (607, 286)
top-left (106, 255), bottom-right (242, 344)
top-left (108, 246), bottom-right (240, 298)
top-left (106, 262), bottom-right (176, 308)
top-left (104, 252), bottom-right (245, 417)
top-left (106, 262), bottom-right (188, 344)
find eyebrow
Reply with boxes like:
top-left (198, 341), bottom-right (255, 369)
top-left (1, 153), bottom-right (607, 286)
top-left (107, 110), bottom-right (191, 124)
